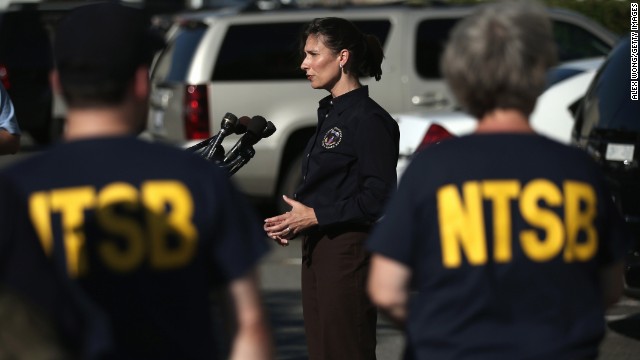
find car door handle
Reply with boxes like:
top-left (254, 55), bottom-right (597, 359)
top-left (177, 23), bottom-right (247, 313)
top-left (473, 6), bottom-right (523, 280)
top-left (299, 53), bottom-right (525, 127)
top-left (412, 93), bottom-right (449, 109)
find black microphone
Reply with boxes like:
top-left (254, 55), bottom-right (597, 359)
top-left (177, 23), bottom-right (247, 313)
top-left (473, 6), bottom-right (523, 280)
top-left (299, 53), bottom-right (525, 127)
top-left (223, 115), bottom-right (268, 163)
top-left (202, 112), bottom-right (238, 159)
top-left (262, 121), bottom-right (276, 138)
top-left (241, 115), bottom-right (268, 147)
top-left (234, 116), bottom-right (251, 135)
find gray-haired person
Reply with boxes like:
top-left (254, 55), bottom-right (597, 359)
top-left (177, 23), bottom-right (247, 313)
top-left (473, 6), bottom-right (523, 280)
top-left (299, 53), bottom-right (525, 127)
top-left (367, 1), bottom-right (631, 359)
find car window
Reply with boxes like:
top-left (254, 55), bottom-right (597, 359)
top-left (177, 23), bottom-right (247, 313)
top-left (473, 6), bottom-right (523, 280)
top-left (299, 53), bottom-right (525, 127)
top-left (212, 20), bottom-right (391, 81)
top-left (415, 18), bottom-right (613, 80)
top-left (553, 21), bottom-right (611, 62)
top-left (415, 18), bottom-right (458, 79)
top-left (152, 23), bottom-right (207, 83)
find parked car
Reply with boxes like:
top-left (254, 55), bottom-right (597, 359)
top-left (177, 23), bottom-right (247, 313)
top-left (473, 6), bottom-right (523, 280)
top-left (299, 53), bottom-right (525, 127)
top-left (395, 111), bottom-right (476, 179)
top-left (531, 56), bottom-right (605, 144)
top-left (571, 36), bottom-right (640, 299)
top-left (395, 56), bottom-right (606, 180)
top-left (146, 2), bottom-right (618, 211)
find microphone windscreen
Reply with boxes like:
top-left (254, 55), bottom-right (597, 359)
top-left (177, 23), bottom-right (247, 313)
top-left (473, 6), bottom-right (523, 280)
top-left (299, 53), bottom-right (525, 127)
top-left (221, 112), bottom-right (238, 131)
top-left (262, 121), bottom-right (276, 138)
top-left (234, 116), bottom-right (250, 134)
top-left (246, 116), bottom-right (267, 143)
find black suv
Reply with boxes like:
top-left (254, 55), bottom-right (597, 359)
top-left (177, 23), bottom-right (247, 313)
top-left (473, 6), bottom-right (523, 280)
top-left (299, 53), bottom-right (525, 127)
top-left (571, 35), bottom-right (640, 297)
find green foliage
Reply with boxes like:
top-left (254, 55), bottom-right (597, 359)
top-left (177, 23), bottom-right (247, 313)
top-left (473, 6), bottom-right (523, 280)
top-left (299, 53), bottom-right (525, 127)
top-left (543, 0), bottom-right (632, 36)
top-left (433, 0), bottom-right (632, 36)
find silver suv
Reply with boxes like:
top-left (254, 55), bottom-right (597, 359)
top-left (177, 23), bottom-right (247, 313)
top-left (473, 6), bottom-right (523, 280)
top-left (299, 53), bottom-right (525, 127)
top-left (147, 3), bottom-right (617, 211)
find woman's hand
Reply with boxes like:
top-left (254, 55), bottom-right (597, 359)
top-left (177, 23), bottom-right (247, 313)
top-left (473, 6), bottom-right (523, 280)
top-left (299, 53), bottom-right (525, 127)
top-left (263, 195), bottom-right (318, 247)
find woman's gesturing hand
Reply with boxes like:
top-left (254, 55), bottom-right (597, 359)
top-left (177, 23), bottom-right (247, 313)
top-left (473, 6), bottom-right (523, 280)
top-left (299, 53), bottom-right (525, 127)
top-left (263, 195), bottom-right (318, 247)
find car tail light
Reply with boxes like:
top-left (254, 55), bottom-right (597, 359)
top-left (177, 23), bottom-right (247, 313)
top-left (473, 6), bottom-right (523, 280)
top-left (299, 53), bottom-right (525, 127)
top-left (415, 123), bottom-right (455, 153)
top-left (184, 85), bottom-right (210, 140)
top-left (0, 64), bottom-right (10, 90)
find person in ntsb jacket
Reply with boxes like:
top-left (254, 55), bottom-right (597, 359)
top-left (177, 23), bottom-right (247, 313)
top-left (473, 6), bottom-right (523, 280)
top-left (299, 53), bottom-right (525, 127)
top-left (367, 2), bottom-right (631, 359)
top-left (0, 3), bottom-right (273, 359)
top-left (264, 17), bottom-right (400, 360)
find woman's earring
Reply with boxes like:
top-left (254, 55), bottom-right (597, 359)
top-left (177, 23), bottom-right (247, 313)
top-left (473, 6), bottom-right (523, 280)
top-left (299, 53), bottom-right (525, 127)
top-left (339, 63), bottom-right (343, 69)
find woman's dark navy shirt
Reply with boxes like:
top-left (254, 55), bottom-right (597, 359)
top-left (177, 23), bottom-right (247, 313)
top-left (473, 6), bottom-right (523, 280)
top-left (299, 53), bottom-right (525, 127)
top-left (294, 86), bottom-right (400, 228)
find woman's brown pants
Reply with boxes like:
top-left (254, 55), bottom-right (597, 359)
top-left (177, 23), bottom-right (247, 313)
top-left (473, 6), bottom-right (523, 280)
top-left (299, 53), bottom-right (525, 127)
top-left (301, 229), bottom-right (377, 360)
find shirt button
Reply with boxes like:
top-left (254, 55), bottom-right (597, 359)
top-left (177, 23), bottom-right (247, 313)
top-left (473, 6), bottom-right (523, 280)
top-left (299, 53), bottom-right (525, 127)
top-left (293, 193), bottom-right (297, 199)
top-left (307, 154), bottom-right (310, 158)
top-left (325, 114), bottom-right (328, 118)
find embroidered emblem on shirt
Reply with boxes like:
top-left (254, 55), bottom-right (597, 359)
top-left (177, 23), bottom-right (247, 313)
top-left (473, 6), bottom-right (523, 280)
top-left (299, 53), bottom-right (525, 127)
top-left (322, 127), bottom-right (343, 149)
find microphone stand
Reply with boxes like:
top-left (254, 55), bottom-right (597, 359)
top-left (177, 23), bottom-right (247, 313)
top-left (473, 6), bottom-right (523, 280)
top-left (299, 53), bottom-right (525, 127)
top-left (223, 146), bottom-right (255, 176)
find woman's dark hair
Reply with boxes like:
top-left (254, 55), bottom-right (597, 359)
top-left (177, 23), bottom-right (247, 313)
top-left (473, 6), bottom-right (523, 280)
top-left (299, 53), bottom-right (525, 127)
top-left (300, 17), bottom-right (384, 81)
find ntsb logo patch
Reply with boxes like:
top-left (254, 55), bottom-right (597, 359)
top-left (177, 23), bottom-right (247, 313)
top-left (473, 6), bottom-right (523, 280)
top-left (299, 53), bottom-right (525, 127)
top-left (322, 127), bottom-right (343, 149)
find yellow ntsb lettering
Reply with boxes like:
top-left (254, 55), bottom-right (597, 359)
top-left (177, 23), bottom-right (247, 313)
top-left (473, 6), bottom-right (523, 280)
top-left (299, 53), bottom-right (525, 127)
top-left (142, 181), bottom-right (197, 270)
top-left (50, 187), bottom-right (95, 277)
top-left (563, 181), bottom-right (597, 262)
top-left (27, 180), bottom-right (198, 277)
top-left (438, 182), bottom-right (487, 268)
top-left (482, 180), bottom-right (520, 263)
top-left (96, 182), bottom-right (145, 273)
top-left (519, 179), bottom-right (564, 262)
top-left (437, 179), bottom-right (598, 268)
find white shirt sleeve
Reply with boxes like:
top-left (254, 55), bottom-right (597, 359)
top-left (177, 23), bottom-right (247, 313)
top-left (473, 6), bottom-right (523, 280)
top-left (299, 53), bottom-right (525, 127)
top-left (0, 83), bottom-right (21, 135)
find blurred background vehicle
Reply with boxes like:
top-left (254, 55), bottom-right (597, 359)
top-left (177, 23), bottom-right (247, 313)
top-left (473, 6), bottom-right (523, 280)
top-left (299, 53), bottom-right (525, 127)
top-left (0, 3), bottom-right (55, 145)
top-left (531, 56), bottom-right (605, 143)
top-left (571, 36), bottom-right (640, 299)
top-left (394, 56), bottom-right (605, 180)
top-left (145, 1), bottom-right (617, 213)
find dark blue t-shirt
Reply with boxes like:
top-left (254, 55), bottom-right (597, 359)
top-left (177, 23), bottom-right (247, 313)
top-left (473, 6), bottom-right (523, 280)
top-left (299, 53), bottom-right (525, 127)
top-left (0, 136), bottom-right (269, 359)
top-left (367, 134), bottom-right (631, 359)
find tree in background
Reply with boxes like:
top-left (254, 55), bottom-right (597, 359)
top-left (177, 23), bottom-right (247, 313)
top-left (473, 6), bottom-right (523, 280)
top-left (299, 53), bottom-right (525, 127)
top-left (445, 0), bottom-right (632, 36)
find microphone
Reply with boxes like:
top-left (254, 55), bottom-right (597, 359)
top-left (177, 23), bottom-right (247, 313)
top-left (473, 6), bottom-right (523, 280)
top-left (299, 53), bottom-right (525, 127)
top-left (223, 115), bottom-right (268, 163)
top-left (262, 121), bottom-right (276, 138)
top-left (202, 112), bottom-right (238, 159)
top-left (234, 116), bottom-right (251, 135)
top-left (241, 115), bottom-right (268, 147)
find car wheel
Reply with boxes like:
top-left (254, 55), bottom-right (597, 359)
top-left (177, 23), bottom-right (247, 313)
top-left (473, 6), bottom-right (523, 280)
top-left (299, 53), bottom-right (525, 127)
top-left (276, 153), bottom-right (302, 214)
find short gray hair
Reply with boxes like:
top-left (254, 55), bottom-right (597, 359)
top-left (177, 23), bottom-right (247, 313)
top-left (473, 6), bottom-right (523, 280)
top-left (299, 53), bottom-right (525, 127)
top-left (441, 1), bottom-right (557, 118)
